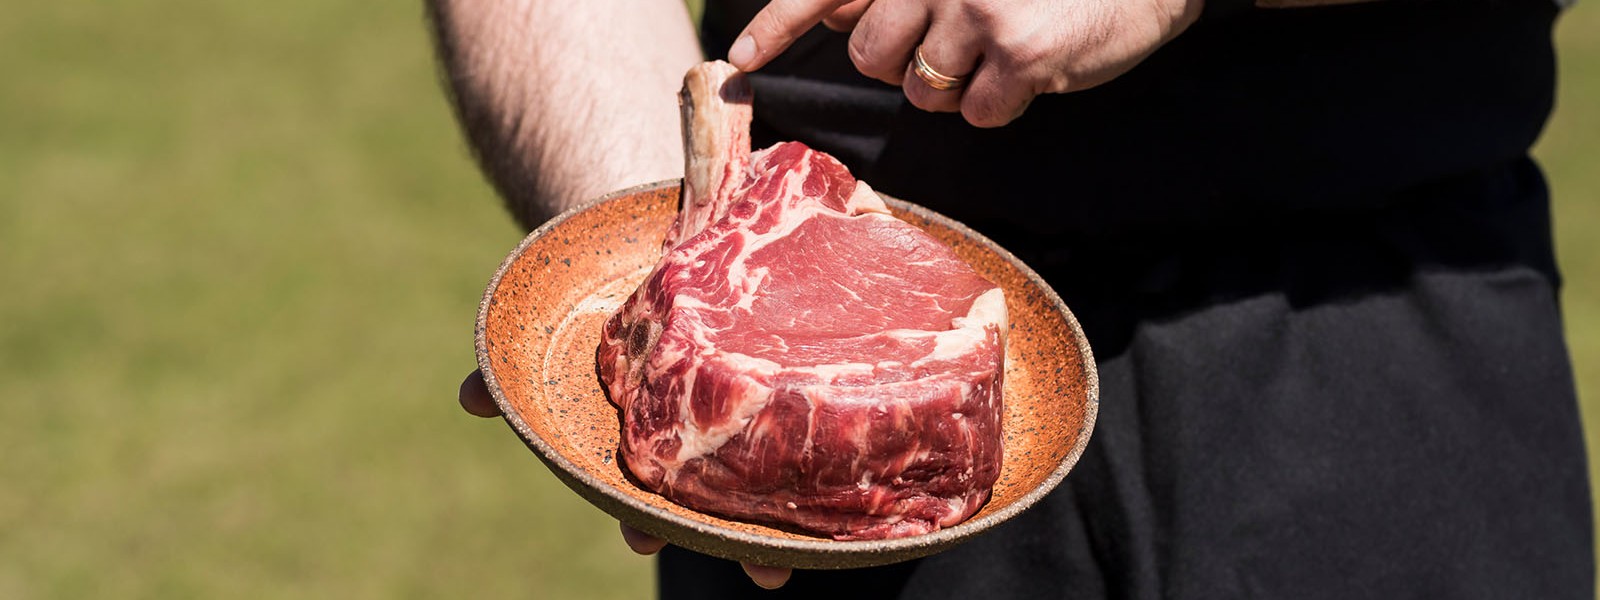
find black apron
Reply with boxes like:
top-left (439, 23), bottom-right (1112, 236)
top-left (661, 1), bottom-right (1594, 597)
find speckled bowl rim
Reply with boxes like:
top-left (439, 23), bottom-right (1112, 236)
top-left (475, 178), bottom-right (1099, 568)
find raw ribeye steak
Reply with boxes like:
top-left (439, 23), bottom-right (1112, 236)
top-left (597, 61), bottom-right (1006, 541)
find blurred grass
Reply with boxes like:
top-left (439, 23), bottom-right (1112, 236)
top-left (0, 1), bottom-right (647, 598)
top-left (1541, 7), bottom-right (1600, 548)
top-left (0, 1), bottom-right (1595, 598)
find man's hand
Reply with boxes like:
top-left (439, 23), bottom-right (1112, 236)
top-left (457, 370), bottom-right (794, 590)
top-left (727, 0), bottom-right (1205, 127)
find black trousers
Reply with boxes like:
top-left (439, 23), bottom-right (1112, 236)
top-left (658, 159), bottom-right (1593, 598)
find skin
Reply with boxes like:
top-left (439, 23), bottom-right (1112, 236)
top-left (426, 0), bottom-right (700, 228)
top-left (729, 0), bottom-right (1207, 127)
top-left (433, 0), bottom-right (1227, 589)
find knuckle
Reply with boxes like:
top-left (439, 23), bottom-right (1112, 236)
top-left (847, 30), bottom-right (891, 79)
top-left (960, 93), bottom-right (1011, 128)
top-left (1002, 37), bottom-right (1051, 69)
top-left (990, 24), bottom-right (1055, 70)
top-left (904, 84), bottom-right (959, 113)
top-left (964, 110), bottom-right (1008, 128)
top-left (847, 32), bottom-right (873, 69)
top-left (903, 77), bottom-right (963, 113)
top-left (904, 84), bottom-right (937, 112)
top-left (959, 0), bottom-right (1004, 27)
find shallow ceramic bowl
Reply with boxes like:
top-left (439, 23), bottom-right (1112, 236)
top-left (476, 179), bottom-right (1098, 570)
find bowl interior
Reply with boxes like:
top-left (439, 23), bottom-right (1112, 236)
top-left (476, 180), bottom-right (1097, 569)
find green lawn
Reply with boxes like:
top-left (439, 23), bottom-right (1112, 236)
top-left (1, 2), bottom-right (1596, 598)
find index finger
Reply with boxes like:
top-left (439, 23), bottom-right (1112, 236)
top-left (729, 0), bottom-right (852, 71)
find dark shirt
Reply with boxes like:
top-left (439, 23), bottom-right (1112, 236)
top-left (663, 2), bottom-right (1591, 598)
top-left (703, 0), bottom-right (1557, 242)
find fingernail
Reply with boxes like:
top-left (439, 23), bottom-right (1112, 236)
top-left (728, 35), bottom-right (757, 70)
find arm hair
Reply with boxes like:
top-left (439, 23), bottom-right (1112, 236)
top-left (427, 0), bottom-right (703, 229)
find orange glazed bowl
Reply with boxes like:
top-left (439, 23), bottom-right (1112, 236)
top-left (474, 179), bottom-right (1098, 570)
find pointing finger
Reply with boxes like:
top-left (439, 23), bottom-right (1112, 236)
top-left (730, 0), bottom-right (852, 71)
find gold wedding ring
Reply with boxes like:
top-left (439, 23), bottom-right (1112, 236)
top-left (912, 47), bottom-right (969, 91)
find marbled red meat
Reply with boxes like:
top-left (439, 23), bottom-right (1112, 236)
top-left (597, 62), bottom-right (1005, 541)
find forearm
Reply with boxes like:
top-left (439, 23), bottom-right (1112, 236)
top-left (428, 0), bottom-right (703, 228)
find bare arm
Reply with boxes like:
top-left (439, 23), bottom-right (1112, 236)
top-left (427, 0), bottom-right (703, 228)
top-left (431, 4), bottom-right (794, 588)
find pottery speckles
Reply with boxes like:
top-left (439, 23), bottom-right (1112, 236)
top-left (475, 179), bottom-right (1098, 570)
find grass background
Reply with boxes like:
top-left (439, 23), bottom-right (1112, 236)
top-left (1, 2), bottom-right (1595, 598)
